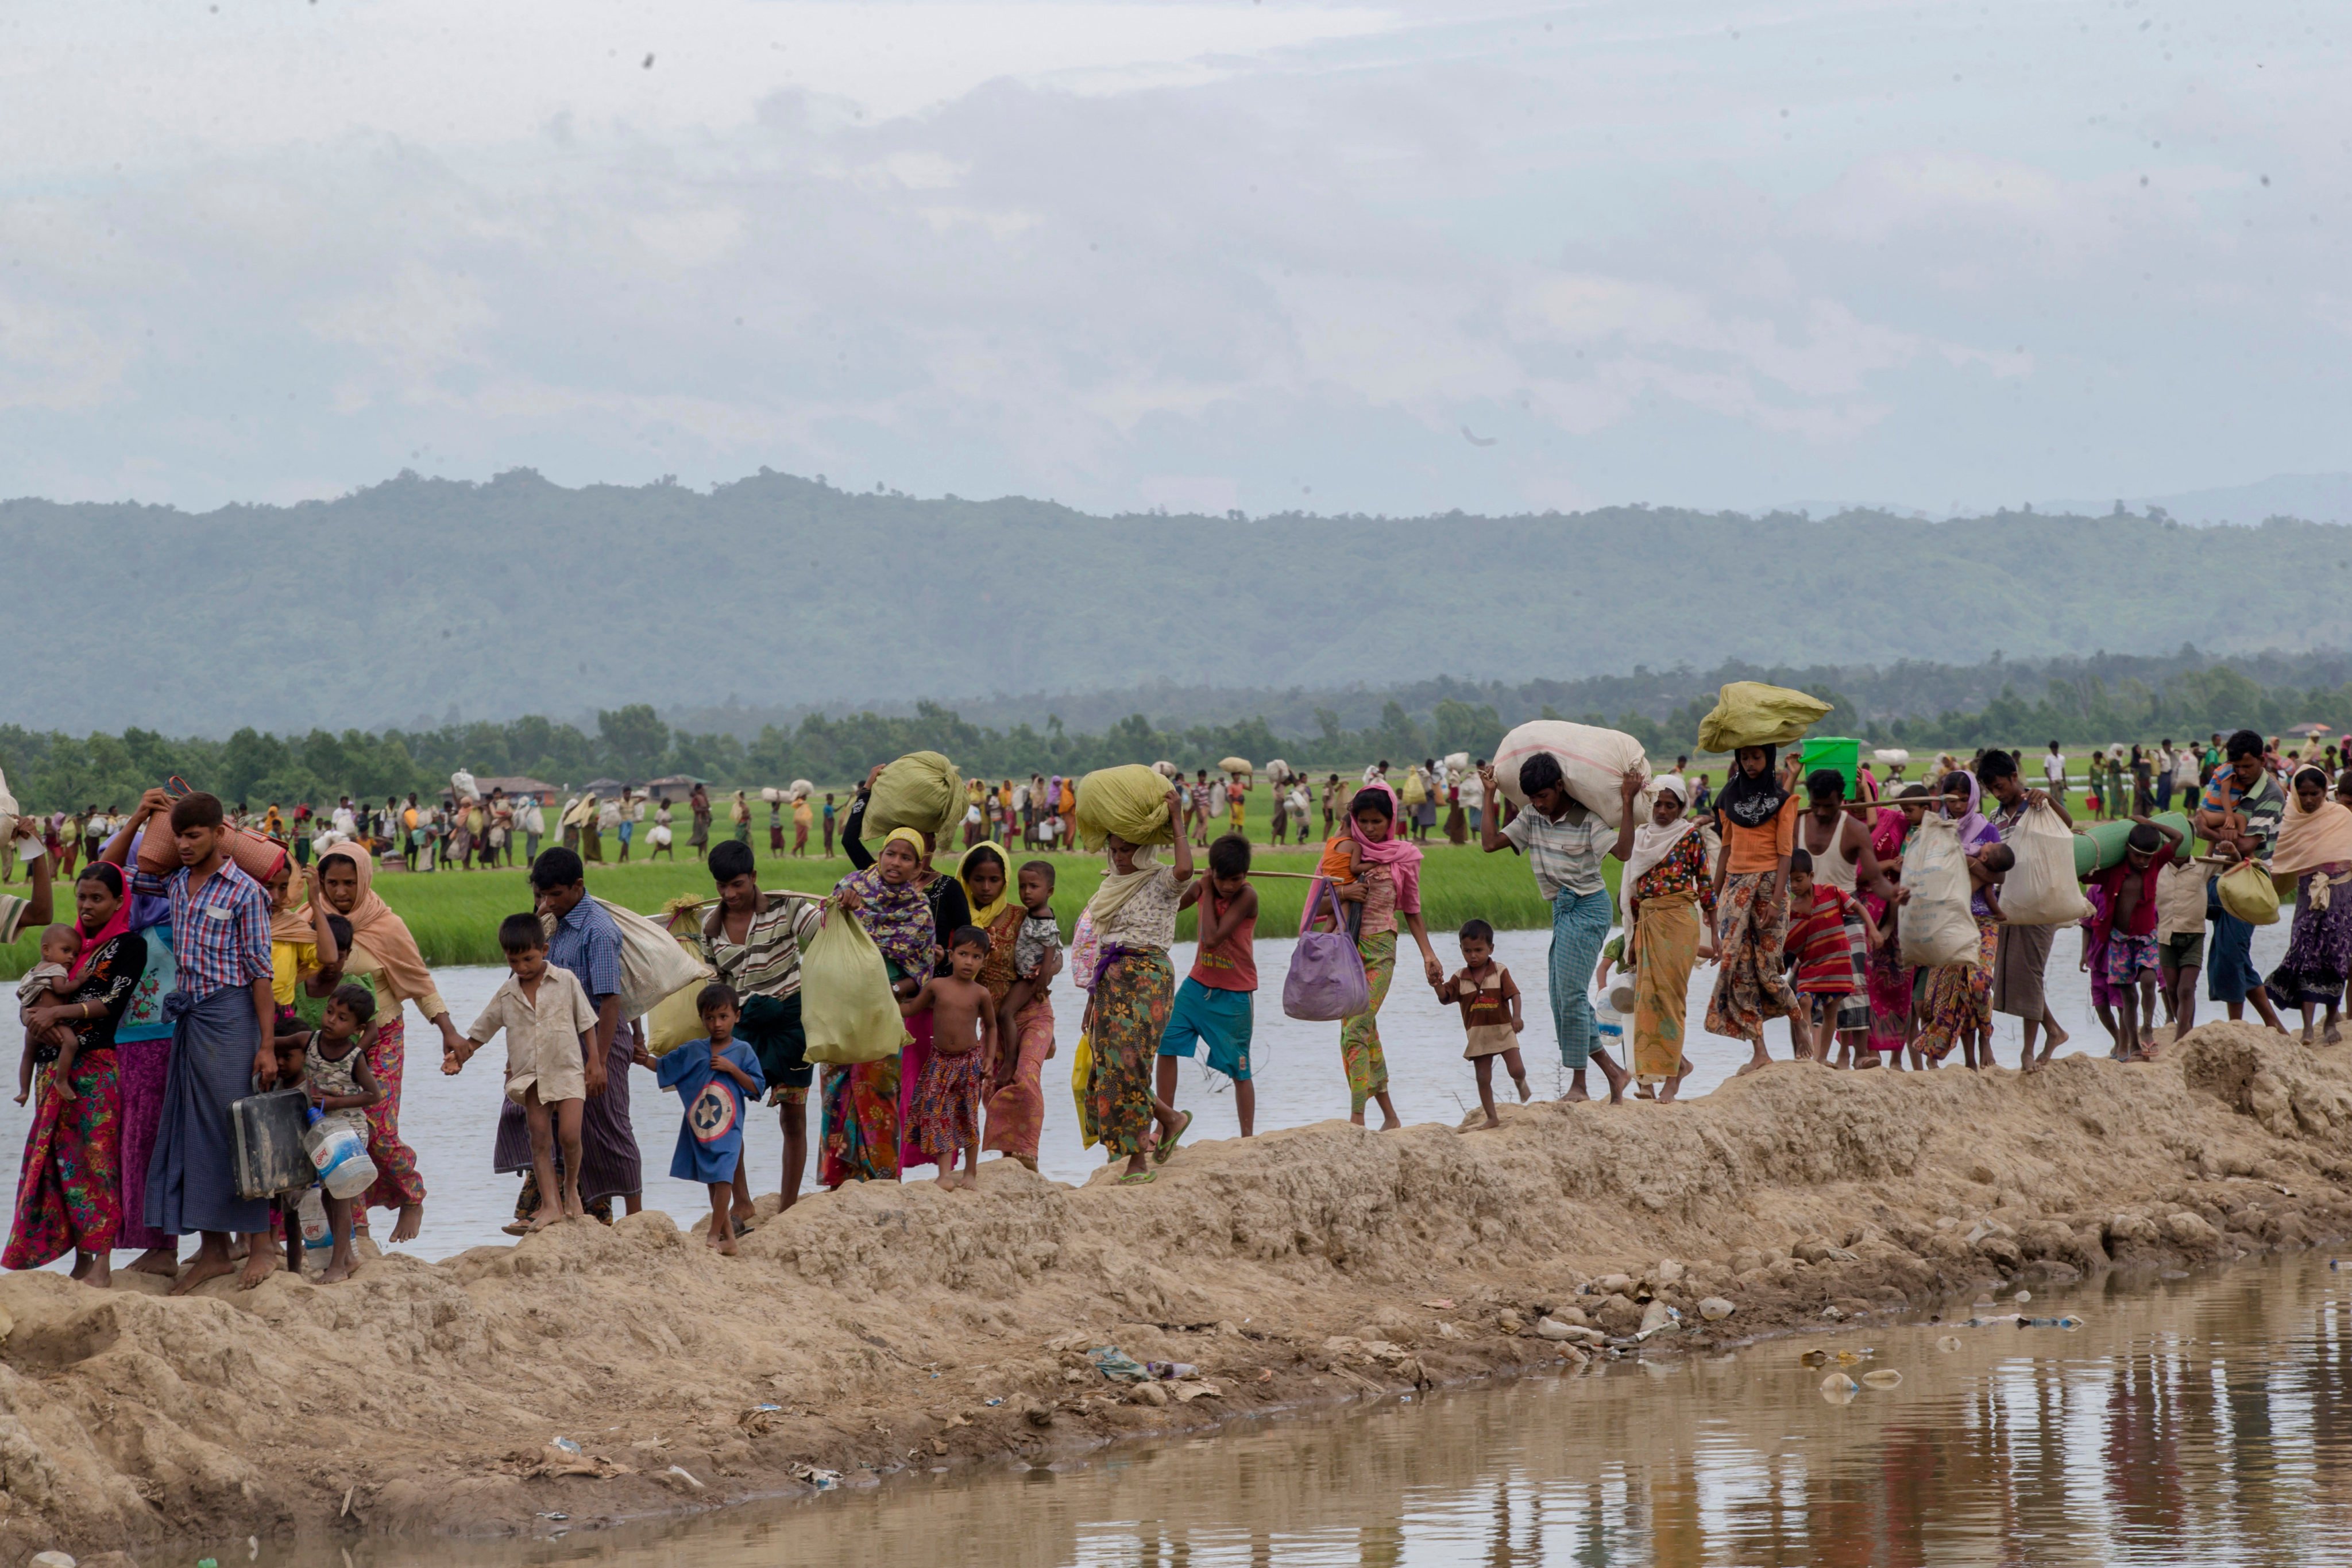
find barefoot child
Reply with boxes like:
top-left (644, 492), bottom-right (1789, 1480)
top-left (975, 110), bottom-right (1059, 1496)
top-left (1435, 918), bottom-right (1527, 1127)
top-left (655, 982), bottom-right (764, 1253)
top-left (15, 924), bottom-right (81, 1104)
top-left (1785, 850), bottom-right (1869, 1066)
top-left (2092, 820), bottom-right (2176, 1061)
top-left (901, 929), bottom-right (997, 1190)
top-left (1160, 834), bottom-right (1260, 1136)
top-left (304, 983), bottom-right (385, 1283)
top-left (447, 914), bottom-right (598, 1230)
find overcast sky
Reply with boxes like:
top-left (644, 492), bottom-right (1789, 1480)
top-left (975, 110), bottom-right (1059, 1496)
top-left (0, 0), bottom-right (2340, 518)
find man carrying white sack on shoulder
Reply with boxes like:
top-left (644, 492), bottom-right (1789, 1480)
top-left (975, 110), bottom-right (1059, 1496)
top-left (1979, 748), bottom-right (2073, 1072)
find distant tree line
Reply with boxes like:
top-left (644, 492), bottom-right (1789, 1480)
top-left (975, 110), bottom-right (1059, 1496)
top-left (6, 653), bottom-right (2351, 812)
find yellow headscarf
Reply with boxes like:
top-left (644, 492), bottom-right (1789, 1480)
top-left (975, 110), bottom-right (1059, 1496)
top-left (882, 825), bottom-right (929, 863)
top-left (958, 841), bottom-right (1014, 931)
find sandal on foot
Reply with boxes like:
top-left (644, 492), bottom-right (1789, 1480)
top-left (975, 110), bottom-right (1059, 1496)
top-left (1153, 1109), bottom-right (1194, 1165)
top-left (1116, 1170), bottom-right (1157, 1186)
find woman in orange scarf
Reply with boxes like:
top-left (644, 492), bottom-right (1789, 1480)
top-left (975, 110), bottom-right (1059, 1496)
top-left (313, 843), bottom-right (464, 1243)
top-left (2264, 766), bottom-right (2352, 1042)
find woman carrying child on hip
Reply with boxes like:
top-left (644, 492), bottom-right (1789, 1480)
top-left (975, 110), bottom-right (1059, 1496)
top-left (1322, 782), bottom-right (1444, 1126)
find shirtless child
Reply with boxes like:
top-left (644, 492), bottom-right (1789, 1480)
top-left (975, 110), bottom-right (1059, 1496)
top-left (901, 928), bottom-right (1000, 1191)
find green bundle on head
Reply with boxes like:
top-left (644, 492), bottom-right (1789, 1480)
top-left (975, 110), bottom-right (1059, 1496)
top-left (863, 751), bottom-right (963, 844)
top-left (1075, 764), bottom-right (1178, 852)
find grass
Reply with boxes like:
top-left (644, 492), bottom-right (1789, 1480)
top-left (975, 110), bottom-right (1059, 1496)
top-left (0, 825), bottom-right (1586, 978)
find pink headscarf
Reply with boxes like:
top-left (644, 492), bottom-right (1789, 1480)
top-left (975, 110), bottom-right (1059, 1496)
top-left (1346, 779), bottom-right (1423, 915)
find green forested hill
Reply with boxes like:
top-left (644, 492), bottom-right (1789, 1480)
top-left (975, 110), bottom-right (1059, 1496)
top-left (6, 468), bottom-right (2344, 735)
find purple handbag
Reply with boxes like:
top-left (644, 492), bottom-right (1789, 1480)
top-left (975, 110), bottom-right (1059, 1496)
top-left (1283, 880), bottom-right (1372, 1021)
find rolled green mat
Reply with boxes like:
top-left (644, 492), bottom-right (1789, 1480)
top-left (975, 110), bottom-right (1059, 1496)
top-left (2071, 811), bottom-right (2191, 878)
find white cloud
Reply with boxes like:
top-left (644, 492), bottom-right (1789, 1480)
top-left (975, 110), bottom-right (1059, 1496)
top-left (0, 0), bottom-right (2338, 515)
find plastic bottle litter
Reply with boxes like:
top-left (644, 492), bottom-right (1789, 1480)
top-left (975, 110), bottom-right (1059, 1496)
top-left (1861, 1369), bottom-right (1903, 1389)
top-left (550, 1436), bottom-right (583, 1457)
top-left (1820, 1372), bottom-right (1859, 1407)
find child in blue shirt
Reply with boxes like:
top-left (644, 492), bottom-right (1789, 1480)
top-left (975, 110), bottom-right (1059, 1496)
top-left (656, 982), bottom-right (764, 1255)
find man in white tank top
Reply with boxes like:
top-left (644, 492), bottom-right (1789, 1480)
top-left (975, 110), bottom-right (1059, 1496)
top-left (1793, 770), bottom-right (1899, 901)
top-left (1794, 769), bottom-right (1904, 1069)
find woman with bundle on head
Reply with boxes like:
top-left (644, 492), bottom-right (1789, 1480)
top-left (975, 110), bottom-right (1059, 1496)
top-left (1474, 755), bottom-right (1628, 1102)
top-left (838, 765), bottom-right (972, 1176)
top-left (820, 827), bottom-right (942, 1185)
top-left (1704, 746), bottom-right (1804, 1075)
top-left (1077, 789), bottom-right (1195, 1182)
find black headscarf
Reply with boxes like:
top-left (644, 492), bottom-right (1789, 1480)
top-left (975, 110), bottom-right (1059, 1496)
top-left (1716, 745), bottom-right (1789, 831)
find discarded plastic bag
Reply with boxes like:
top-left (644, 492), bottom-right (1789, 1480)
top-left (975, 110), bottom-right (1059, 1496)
top-left (1075, 764), bottom-right (1178, 850)
top-left (1996, 801), bottom-right (2091, 925)
top-left (1898, 816), bottom-right (1979, 967)
top-left (1696, 681), bottom-right (1833, 754)
top-left (800, 905), bottom-right (910, 1065)
top-left (1087, 1347), bottom-right (1150, 1383)
top-left (2218, 858), bottom-right (2281, 926)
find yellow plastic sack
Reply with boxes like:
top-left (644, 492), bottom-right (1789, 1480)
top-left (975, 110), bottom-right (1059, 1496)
top-left (2218, 858), bottom-right (2281, 926)
top-left (643, 936), bottom-right (711, 1052)
top-left (864, 750), bottom-right (963, 845)
top-left (1075, 764), bottom-right (1179, 851)
top-left (1696, 682), bottom-right (1834, 754)
top-left (800, 904), bottom-right (912, 1065)
top-left (1070, 1028), bottom-right (1096, 1149)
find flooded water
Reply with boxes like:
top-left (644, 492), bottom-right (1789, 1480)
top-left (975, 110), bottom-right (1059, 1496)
top-left (0, 920), bottom-right (2298, 1260)
top-left (257, 1252), bottom-right (2352, 1567)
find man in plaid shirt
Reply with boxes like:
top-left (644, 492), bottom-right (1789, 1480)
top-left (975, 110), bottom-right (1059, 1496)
top-left (113, 787), bottom-right (281, 1293)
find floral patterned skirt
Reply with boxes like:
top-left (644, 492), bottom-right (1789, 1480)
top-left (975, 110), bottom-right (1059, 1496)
top-left (983, 998), bottom-right (1055, 1163)
top-left (1341, 932), bottom-right (1398, 1111)
top-left (1086, 950), bottom-right (1173, 1160)
top-left (1915, 916), bottom-right (1998, 1061)
top-left (1705, 871), bottom-right (1798, 1044)
top-left (360, 1015), bottom-right (428, 1214)
top-left (821, 1058), bottom-right (903, 1186)
top-left (3, 1052), bottom-right (120, 1268)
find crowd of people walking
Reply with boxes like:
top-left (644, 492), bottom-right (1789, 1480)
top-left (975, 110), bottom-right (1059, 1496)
top-left (2, 725), bottom-right (2337, 1288)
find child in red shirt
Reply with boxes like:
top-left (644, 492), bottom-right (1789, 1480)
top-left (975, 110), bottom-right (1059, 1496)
top-left (2094, 818), bottom-right (2181, 1060)
top-left (1783, 849), bottom-right (1873, 1066)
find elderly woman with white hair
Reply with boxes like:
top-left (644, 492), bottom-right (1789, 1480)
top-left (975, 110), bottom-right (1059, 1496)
top-left (1614, 773), bottom-right (1716, 1102)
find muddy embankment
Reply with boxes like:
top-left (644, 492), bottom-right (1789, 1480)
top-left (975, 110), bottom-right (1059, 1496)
top-left (4, 1019), bottom-right (2350, 1565)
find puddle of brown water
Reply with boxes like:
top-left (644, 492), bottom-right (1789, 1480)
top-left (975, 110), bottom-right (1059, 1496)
top-left (254, 1253), bottom-right (2352, 1568)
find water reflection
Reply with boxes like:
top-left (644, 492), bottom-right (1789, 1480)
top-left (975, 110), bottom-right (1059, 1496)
top-left (271, 1254), bottom-right (2352, 1567)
